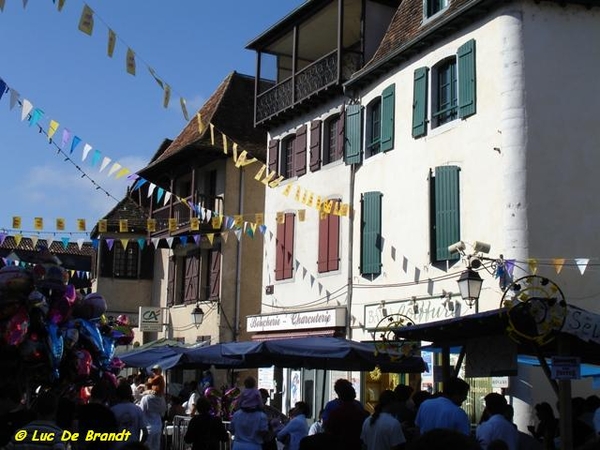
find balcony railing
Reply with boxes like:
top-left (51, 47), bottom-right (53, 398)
top-left (256, 50), bottom-right (361, 123)
top-left (151, 194), bottom-right (224, 236)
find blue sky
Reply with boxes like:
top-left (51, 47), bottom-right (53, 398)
top-left (0, 0), bottom-right (304, 237)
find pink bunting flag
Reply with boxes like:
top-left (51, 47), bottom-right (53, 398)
top-left (61, 128), bottom-right (71, 149)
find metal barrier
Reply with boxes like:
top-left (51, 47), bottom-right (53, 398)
top-left (168, 416), bottom-right (232, 450)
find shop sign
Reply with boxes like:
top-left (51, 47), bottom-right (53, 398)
top-left (246, 307), bottom-right (346, 332)
top-left (551, 356), bottom-right (581, 380)
top-left (138, 306), bottom-right (163, 332)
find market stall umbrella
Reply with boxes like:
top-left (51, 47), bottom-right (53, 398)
top-left (181, 341), bottom-right (273, 369)
top-left (220, 336), bottom-right (427, 372)
top-left (118, 345), bottom-right (189, 371)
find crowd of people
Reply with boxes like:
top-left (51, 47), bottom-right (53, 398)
top-left (3, 371), bottom-right (600, 450)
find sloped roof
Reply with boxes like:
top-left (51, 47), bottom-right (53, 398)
top-left (139, 71), bottom-right (266, 175)
top-left (90, 195), bottom-right (149, 237)
top-left (0, 236), bottom-right (94, 257)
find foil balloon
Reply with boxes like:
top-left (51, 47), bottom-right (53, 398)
top-left (204, 387), bottom-right (223, 417)
top-left (5, 306), bottom-right (29, 346)
top-left (116, 314), bottom-right (129, 326)
top-left (222, 387), bottom-right (241, 420)
top-left (47, 323), bottom-right (64, 380)
top-left (63, 326), bottom-right (79, 350)
top-left (73, 293), bottom-right (107, 321)
top-left (74, 349), bottom-right (92, 378)
top-left (108, 357), bottom-right (125, 373)
top-left (111, 325), bottom-right (134, 345)
top-left (74, 318), bottom-right (105, 356)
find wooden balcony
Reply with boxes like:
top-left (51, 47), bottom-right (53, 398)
top-left (256, 50), bottom-right (361, 124)
top-left (150, 194), bottom-right (224, 236)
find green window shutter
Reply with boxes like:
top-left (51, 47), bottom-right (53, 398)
top-left (344, 104), bottom-right (363, 165)
top-left (412, 67), bottom-right (429, 138)
top-left (380, 84), bottom-right (395, 152)
top-left (434, 166), bottom-right (460, 261)
top-left (457, 39), bottom-right (476, 119)
top-left (361, 191), bottom-right (382, 276)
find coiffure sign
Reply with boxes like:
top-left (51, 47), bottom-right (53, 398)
top-left (247, 307), bottom-right (346, 332)
top-left (138, 306), bottom-right (164, 332)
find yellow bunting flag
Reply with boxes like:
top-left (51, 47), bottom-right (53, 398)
top-left (254, 165), bottom-right (266, 181)
top-left (552, 258), bottom-right (565, 274)
top-left (276, 212), bottom-right (284, 224)
top-left (119, 219), bottom-right (128, 233)
top-left (306, 192), bottom-right (314, 207)
top-left (206, 233), bottom-right (215, 245)
top-left (222, 133), bottom-right (228, 154)
top-left (163, 84), bottom-right (171, 108)
top-left (209, 124), bottom-right (215, 145)
top-left (180, 97), bottom-right (189, 121)
top-left (234, 150), bottom-right (258, 168)
top-left (323, 200), bottom-right (333, 214)
top-left (14, 234), bottom-right (22, 247)
top-left (301, 191), bottom-right (308, 204)
top-left (57, 0), bottom-right (65, 11)
top-left (0, 0), bottom-right (6, 11)
top-left (222, 231), bottom-right (229, 243)
top-left (234, 215), bottom-right (243, 228)
top-left (56, 218), bottom-right (65, 231)
top-left (98, 219), bottom-right (108, 233)
top-left (115, 168), bottom-right (130, 179)
top-left (316, 197), bottom-right (322, 210)
top-left (298, 210), bottom-right (306, 222)
top-left (120, 239), bottom-right (129, 250)
top-left (146, 219), bottom-right (156, 232)
top-left (255, 213), bottom-right (264, 226)
top-left (339, 203), bottom-right (349, 217)
top-left (294, 186), bottom-right (302, 202)
top-left (77, 219), bottom-right (86, 232)
top-left (168, 218), bottom-right (177, 232)
top-left (211, 216), bottom-right (223, 229)
top-left (78, 5), bottom-right (94, 36)
top-left (197, 113), bottom-right (205, 135)
top-left (48, 120), bottom-right (59, 141)
top-left (528, 258), bottom-right (538, 275)
top-left (12, 216), bottom-right (21, 229)
top-left (126, 48), bottom-right (136, 75)
top-left (333, 201), bottom-right (341, 216)
top-left (34, 217), bottom-right (43, 231)
top-left (282, 184), bottom-right (292, 197)
top-left (190, 217), bottom-right (200, 231)
top-left (107, 29), bottom-right (116, 57)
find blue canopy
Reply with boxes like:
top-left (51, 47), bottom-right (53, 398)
top-left (118, 345), bottom-right (189, 371)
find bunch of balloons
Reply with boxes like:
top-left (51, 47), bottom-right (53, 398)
top-left (0, 247), bottom-right (133, 389)
top-left (204, 386), bottom-right (241, 420)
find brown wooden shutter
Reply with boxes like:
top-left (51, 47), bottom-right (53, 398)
top-left (283, 213), bottom-right (295, 278)
top-left (275, 219), bottom-right (286, 280)
top-left (317, 213), bottom-right (329, 273)
top-left (166, 256), bottom-right (175, 306)
top-left (183, 253), bottom-right (200, 304)
top-left (294, 125), bottom-right (307, 176)
top-left (208, 250), bottom-right (221, 301)
top-left (335, 106), bottom-right (345, 161)
top-left (309, 120), bottom-right (321, 172)
top-left (328, 207), bottom-right (340, 271)
top-left (268, 139), bottom-right (279, 174)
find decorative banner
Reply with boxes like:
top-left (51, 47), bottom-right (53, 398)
top-left (126, 48), bottom-right (136, 76)
top-left (98, 219), bottom-right (108, 233)
top-left (575, 258), bottom-right (589, 275)
top-left (34, 217), bottom-right (43, 231)
top-left (180, 97), bottom-right (189, 121)
top-left (163, 84), bottom-right (171, 108)
top-left (255, 213), bottom-right (264, 226)
top-left (276, 212), bottom-right (284, 224)
top-left (107, 29), bottom-right (116, 58)
top-left (119, 219), bottom-right (128, 233)
top-left (56, 218), bottom-right (65, 231)
top-left (78, 5), bottom-right (94, 36)
top-left (527, 258), bottom-right (538, 275)
top-left (77, 219), bottom-right (87, 232)
top-left (190, 217), bottom-right (199, 231)
top-left (298, 210), bottom-right (306, 222)
top-left (147, 219), bottom-right (156, 233)
top-left (168, 218), bottom-right (177, 232)
top-left (48, 120), bottom-right (59, 141)
top-left (12, 216), bottom-right (21, 229)
top-left (552, 258), bottom-right (565, 274)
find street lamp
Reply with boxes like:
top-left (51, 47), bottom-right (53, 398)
top-left (191, 303), bottom-right (205, 328)
top-left (457, 267), bottom-right (483, 309)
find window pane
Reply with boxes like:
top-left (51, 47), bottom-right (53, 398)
top-left (436, 60), bottom-right (457, 126)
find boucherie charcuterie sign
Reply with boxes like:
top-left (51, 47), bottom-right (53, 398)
top-left (246, 307), bottom-right (346, 332)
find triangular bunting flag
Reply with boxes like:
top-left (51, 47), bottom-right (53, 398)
top-left (206, 234), bottom-right (214, 245)
top-left (91, 239), bottom-right (99, 250)
top-left (156, 187), bottom-right (164, 203)
top-left (527, 258), bottom-right (538, 275)
top-left (246, 225), bottom-right (254, 238)
top-left (61, 237), bottom-right (70, 249)
top-left (180, 97), bottom-right (189, 121)
top-left (78, 4), bottom-right (94, 35)
top-left (147, 183), bottom-right (157, 197)
top-left (137, 238), bottom-right (146, 250)
top-left (197, 113), bottom-right (205, 135)
top-left (120, 239), bottom-right (129, 250)
top-left (193, 235), bottom-right (201, 246)
top-left (151, 238), bottom-right (160, 248)
top-left (70, 136), bottom-right (81, 154)
top-left (91, 149), bottom-right (102, 167)
top-left (108, 162), bottom-right (121, 177)
top-left (82, 144), bottom-right (93, 161)
top-left (100, 157), bottom-right (111, 172)
top-left (115, 168), bottom-right (130, 179)
top-left (9, 89), bottom-right (19, 110)
top-left (21, 99), bottom-right (33, 121)
top-left (61, 128), bottom-right (71, 149)
top-left (221, 232), bottom-right (228, 243)
top-left (148, 67), bottom-right (164, 89)
top-left (30, 236), bottom-right (38, 249)
top-left (106, 239), bottom-right (115, 251)
top-left (126, 48), bottom-right (136, 75)
top-left (310, 275), bottom-right (316, 287)
top-left (77, 238), bottom-right (84, 250)
top-left (163, 191), bottom-right (172, 205)
top-left (46, 237), bottom-right (55, 249)
top-left (179, 236), bottom-right (188, 246)
top-left (575, 258), bottom-right (589, 275)
top-left (166, 237), bottom-right (174, 248)
top-left (107, 29), bottom-right (116, 57)
top-left (234, 229), bottom-right (242, 241)
top-left (302, 267), bottom-right (307, 279)
top-left (48, 120), bottom-right (59, 141)
top-left (163, 84), bottom-right (171, 108)
top-left (259, 224), bottom-right (267, 235)
top-left (14, 234), bottom-right (23, 247)
top-left (552, 258), bottom-right (565, 274)
top-left (28, 108), bottom-right (44, 127)
top-left (0, 233), bottom-right (6, 245)
top-left (294, 260), bottom-right (300, 271)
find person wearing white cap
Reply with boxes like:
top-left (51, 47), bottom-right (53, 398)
top-left (147, 364), bottom-right (166, 397)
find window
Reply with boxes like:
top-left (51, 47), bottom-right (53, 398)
top-left (430, 166), bottom-right (460, 263)
top-left (366, 99), bottom-right (381, 157)
top-left (275, 213), bottom-right (295, 280)
top-left (361, 192), bottom-right (382, 278)
top-left (323, 115), bottom-right (343, 165)
top-left (167, 248), bottom-right (221, 306)
top-left (426, 0), bottom-right (449, 18)
top-left (412, 39), bottom-right (476, 138)
top-left (318, 199), bottom-right (340, 273)
top-left (433, 58), bottom-right (457, 127)
top-left (113, 242), bottom-right (139, 278)
top-left (282, 136), bottom-right (295, 178)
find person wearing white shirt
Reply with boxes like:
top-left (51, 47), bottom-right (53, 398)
top-left (476, 393), bottom-right (519, 450)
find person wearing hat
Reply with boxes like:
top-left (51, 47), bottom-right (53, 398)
top-left (147, 365), bottom-right (165, 397)
top-left (230, 377), bottom-right (269, 450)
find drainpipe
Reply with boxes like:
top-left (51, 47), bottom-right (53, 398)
top-left (233, 168), bottom-right (244, 342)
top-left (346, 163), bottom-right (355, 339)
